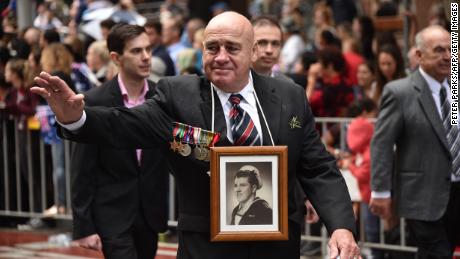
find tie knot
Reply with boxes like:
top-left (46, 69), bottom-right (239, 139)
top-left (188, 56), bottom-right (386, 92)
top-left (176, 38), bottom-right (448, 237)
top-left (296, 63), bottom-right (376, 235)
top-left (229, 94), bottom-right (243, 105)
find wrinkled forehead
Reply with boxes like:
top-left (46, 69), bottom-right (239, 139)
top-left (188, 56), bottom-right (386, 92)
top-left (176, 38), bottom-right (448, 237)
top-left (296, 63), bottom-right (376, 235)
top-left (204, 22), bottom-right (253, 45)
top-left (424, 30), bottom-right (451, 48)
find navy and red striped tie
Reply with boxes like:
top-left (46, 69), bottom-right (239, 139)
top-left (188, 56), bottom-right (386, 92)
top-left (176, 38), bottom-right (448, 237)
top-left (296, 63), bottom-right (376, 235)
top-left (229, 94), bottom-right (262, 146)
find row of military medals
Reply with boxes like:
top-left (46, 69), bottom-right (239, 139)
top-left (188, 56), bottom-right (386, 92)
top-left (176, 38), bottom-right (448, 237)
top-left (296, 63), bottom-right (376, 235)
top-left (170, 122), bottom-right (220, 161)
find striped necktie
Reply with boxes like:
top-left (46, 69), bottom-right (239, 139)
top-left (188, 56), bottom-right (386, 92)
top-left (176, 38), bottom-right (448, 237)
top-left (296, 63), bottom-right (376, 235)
top-left (229, 94), bottom-right (262, 146)
top-left (440, 87), bottom-right (460, 177)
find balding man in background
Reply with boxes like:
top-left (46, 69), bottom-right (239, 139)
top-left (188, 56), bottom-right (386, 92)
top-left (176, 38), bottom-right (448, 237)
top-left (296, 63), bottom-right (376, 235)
top-left (371, 25), bottom-right (459, 258)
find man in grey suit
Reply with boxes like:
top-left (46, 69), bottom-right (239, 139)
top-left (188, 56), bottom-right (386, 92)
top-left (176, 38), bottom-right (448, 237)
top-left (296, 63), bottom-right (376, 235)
top-left (370, 25), bottom-right (459, 258)
top-left (31, 12), bottom-right (360, 259)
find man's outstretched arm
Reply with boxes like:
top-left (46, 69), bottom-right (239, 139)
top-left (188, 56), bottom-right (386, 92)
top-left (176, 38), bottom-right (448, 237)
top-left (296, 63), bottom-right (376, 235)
top-left (31, 72), bottom-right (85, 124)
top-left (32, 71), bottom-right (174, 150)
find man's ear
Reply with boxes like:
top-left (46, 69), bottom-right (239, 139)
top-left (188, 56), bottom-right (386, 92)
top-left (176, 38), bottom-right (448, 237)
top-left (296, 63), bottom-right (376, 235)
top-left (415, 48), bottom-right (422, 61)
top-left (251, 44), bottom-right (258, 62)
top-left (251, 52), bottom-right (257, 63)
top-left (110, 51), bottom-right (121, 66)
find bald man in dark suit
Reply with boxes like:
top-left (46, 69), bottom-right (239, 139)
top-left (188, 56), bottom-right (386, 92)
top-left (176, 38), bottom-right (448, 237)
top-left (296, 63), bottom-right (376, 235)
top-left (32, 12), bottom-right (359, 259)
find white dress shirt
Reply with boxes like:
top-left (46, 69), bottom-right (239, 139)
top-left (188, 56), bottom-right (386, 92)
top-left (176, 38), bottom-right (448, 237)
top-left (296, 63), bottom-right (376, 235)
top-left (419, 68), bottom-right (460, 182)
top-left (212, 72), bottom-right (263, 143)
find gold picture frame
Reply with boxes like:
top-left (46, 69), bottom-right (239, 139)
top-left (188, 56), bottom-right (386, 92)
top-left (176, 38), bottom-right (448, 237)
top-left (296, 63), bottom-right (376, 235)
top-left (210, 146), bottom-right (288, 242)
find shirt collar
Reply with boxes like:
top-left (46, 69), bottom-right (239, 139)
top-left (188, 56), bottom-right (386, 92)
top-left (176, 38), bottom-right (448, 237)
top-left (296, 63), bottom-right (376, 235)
top-left (419, 67), bottom-right (449, 94)
top-left (212, 72), bottom-right (255, 107)
top-left (118, 74), bottom-right (149, 101)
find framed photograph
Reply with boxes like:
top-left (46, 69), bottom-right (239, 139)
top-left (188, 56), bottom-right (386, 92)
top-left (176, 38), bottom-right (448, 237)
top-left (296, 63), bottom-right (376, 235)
top-left (210, 146), bottom-right (288, 242)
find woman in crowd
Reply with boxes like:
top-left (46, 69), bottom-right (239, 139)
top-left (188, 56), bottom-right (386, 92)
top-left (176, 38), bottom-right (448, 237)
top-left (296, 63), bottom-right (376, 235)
top-left (375, 44), bottom-right (405, 103)
top-left (39, 43), bottom-right (75, 215)
top-left (354, 61), bottom-right (378, 102)
top-left (3, 58), bottom-right (37, 142)
top-left (2, 58), bottom-right (38, 210)
top-left (230, 165), bottom-right (272, 225)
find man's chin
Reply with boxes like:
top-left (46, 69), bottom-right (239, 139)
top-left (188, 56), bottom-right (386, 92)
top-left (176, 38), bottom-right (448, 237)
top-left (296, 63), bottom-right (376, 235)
top-left (261, 64), bottom-right (274, 72)
top-left (138, 70), bottom-right (151, 78)
top-left (211, 76), bottom-right (233, 87)
top-left (212, 69), bottom-right (233, 76)
top-left (262, 61), bottom-right (275, 67)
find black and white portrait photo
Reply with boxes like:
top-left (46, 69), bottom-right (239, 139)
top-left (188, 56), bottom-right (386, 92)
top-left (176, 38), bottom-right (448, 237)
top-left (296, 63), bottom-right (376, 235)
top-left (218, 155), bottom-right (279, 233)
top-left (228, 163), bottom-right (273, 225)
top-left (210, 146), bottom-right (288, 241)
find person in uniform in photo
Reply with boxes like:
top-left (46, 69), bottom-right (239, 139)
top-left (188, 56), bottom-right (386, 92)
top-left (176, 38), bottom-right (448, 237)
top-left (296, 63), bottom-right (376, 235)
top-left (230, 165), bottom-right (272, 225)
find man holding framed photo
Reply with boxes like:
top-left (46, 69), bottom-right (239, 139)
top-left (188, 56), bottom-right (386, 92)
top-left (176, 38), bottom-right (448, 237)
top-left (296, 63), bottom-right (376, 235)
top-left (32, 11), bottom-right (359, 259)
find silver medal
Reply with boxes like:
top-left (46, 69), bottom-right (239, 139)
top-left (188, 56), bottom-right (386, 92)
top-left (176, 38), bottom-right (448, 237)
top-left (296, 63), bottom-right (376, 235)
top-left (179, 143), bottom-right (192, 156)
top-left (194, 146), bottom-right (205, 160)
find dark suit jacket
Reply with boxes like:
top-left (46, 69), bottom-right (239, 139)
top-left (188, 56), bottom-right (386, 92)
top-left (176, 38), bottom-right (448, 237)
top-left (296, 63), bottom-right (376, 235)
top-left (371, 69), bottom-right (453, 221)
top-left (65, 71), bottom-right (355, 236)
top-left (71, 77), bottom-right (170, 239)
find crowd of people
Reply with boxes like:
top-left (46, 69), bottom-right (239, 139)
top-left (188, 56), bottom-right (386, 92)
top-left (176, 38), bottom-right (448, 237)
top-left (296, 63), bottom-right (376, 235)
top-left (0, 0), bottom-right (458, 259)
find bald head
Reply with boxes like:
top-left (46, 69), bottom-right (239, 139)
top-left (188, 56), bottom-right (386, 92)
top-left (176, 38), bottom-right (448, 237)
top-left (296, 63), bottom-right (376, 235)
top-left (415, 25), bottom-right (450, 82)
top-left (202, 12), bottom-right (255, 92)
top-left (205, 11), bottom-right (254, 47)
top-left (415, 25), bottom-right (449, 51)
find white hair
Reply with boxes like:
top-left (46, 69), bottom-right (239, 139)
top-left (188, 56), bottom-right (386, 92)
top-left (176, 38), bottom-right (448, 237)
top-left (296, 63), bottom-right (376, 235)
top-left (415, 25), bottom-right (448, 51)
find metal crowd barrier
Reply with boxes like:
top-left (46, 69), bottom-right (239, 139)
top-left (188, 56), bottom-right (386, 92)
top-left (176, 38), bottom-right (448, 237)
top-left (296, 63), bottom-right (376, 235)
top-left (0, 116), bottom-right (178, 225)
top-left (2, 116), bottom-right (460, 256)
top-left (312, 117), bottom-right (418, 256)
top-left (1, 117), bottom-right (71, 219)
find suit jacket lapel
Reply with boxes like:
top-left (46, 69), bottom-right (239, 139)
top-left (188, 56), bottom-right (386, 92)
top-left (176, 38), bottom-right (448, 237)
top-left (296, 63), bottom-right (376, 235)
top-left (252, 71), bottom-right (281, 145)
top-left (414, 71), bottom-right (450, 152)
top-left (199, 78), bottom-right (230, 146)
top-left (109, 77), bottom-right (125, 107)
top-left (139, 82), bottom-right (156, 170)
